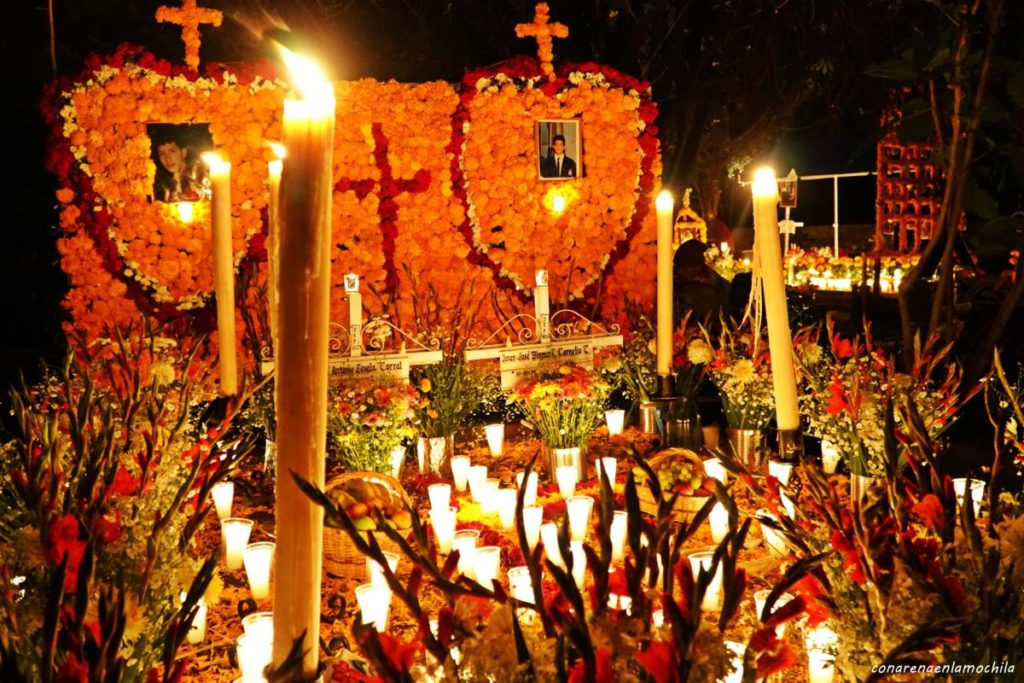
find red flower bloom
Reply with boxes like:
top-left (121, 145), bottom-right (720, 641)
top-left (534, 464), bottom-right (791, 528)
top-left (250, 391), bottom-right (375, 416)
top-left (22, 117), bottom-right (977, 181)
top-left (47, 514), bottom-right (87, 592)
top-left (568, 647), bottom-right (616, 683)
top-left (636, 640), bottom-right (679, 683)
top-left (373, 631), bottom-right (421, 672)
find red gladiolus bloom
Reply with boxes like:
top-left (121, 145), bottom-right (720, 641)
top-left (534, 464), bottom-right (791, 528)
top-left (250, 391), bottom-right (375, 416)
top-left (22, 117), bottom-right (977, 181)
top-left (48, 514), bottom-right (87, 592)
top-left (636, 640), bottom-right (679, 683)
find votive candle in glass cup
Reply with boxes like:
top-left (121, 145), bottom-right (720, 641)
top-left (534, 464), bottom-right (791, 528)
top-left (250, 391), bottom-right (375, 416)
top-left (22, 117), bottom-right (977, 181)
top-left (703, 458), bottom-right (727, 484)
top-left (242, 541), bottom-right (275, 600)
top-left (184, 595), bottom-right (207, 644)
top-left (354, 582), bottom-right (392, 631)
top-left (497, 488), bottom-right (518, 530)
top-left (709, 501), bottom-right (729, 543)
top-left (236, 632), bottom-right (272, 680)
top-left (473, 546), bottom-right (501, 589)
top-left (604, 409), bottom-right (625, 436)
top-left (241, 611), bottom-right (273, 646)
top-left (820, 440), bottom-right (840, 474)
top-left (596, 457), bottom-right (617, 487)
top-left (507, 565), bottom-right (534, 604)
top-left (211, 480), bottom-right (234, 520)
top-left (452, 529), bottom-right (479, 579)
top-left (430, 506), bottom-right (457, 554)
top-left (768, 459), bottom-right (793, 486)
top-left (566, 495), bottom-right (594, 542)
top-left (516, 471), bottom-right (539, 506)
top-left (556, 465), bottom-right (577, 499)
top-left (484, 423), bottom-right (505, 457)
top-left (757, 509), bottom-right (787, 558)
top-left (952, 477), bottom-right (985, 517)
top-left (610, 510), bottom-right (628, 563)
top-left (478, 478), bottom-right (500, 513)
top-left (569, 541), bottom-right (587, 591)
top-left (753, 589), bottom-right (793, 635)
top-left (688, 550), bottom-right (722, 611)
top-left (722, 641), bottom-right (745, 683)
top-left (523, 506), bottom-right (543, 552)
top-left (221, 518), bottom-right (254, 570)
top-left (366, 551), bottom-right (400, 586)
top-left (540, 522), bottom-right (564, 569)
top-left (428, 483), bottom-right (451, 512)
top-left (805, 623), bottom-right (838, 683)
top-left (467, 465), bottom-right (488, 502)
top-left (450, 456), bottom-right (471, 493)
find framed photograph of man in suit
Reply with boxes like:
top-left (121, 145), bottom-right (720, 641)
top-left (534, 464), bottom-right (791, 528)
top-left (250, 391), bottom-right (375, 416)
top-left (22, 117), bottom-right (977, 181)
top-left (537, 119), bottom-right (582, 180)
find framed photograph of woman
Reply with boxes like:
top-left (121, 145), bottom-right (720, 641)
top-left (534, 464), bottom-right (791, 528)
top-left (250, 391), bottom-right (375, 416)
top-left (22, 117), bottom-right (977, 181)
top-left (147, 123), bottom-right (214, 202)
top-left (537, 119), bottom-right (581, 180)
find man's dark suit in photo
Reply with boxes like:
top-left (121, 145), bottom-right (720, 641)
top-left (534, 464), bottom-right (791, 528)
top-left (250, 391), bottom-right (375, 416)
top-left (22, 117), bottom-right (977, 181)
top-left (540, 134), bottom-right (578, 178)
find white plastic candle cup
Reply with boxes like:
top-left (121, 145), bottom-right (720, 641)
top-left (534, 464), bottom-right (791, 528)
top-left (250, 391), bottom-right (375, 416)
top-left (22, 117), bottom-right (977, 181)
top-left (523, 506), bottom-right (543, 552)
top-left (497, 488), bottom-right (518, 530)
top-left (757, 509), bottom-right (788, 558)
top-left (540, 522), bottom-right (564, 569)
top-left (354, 582), bottom-right (392, 631)
top-left (390, 445), bottom-right (406, 479)
top-left (722, 641), bottom-right (745, 683)
top-left (484, 423), bottom-right (505, 457)
top-left (651, 608), bottom-right (665, 628)
top-left (185, 597), bottom-right (207, 644)
top-left (709, 501), bottom-right (729, 543)
top-left (820, 440), bottom-right (840, 474)
top-left (688, 550), bottom-right (722, 611)
top-left (241, 611), bottom-right (273, 647)
top-left (753, 589), bottom-right (793, 636)
top-left (604, 409), bottom-right (625, 436)
top-left (450, 456), bottom-right (471, 493)
top-left (211, 480), bottom-right (234, 520)
top-left (507, 566), bottom-right (534, 604)
top-left (452, 529), bottom-right (479, 579)
top-left (596, 457), bottom-right (618, 487)
top-left (467, 465), bottom-right (488, 502)
top-left (242, 541), bottom-right (275, 600)
top-left (473, 545), bottom-right (501, 589)
top-left (366, 551), bottom-right (400, 586)
top-left (610, 510), bottom-right (628, 563)
top-left (807, 650), bottom-right (836, 683)
top-left (566, 495), bottom-right (594, 542)
top-left (221, 518), bottom-right (254, 570)
top-left (478, 478), bottom-right (501, 513)
top-left (516, 472), bottom-right (539, 506)
top-left (430, 506), bottom-right (457, 554)
top-left (768, 460), bottom-right (793, 486)
top-left (556, 465), bottom-right (577, 499)
top-left (703, 458), bottom-right (727, 484)
top-left (428, 483), bottom-right (452, 512)
top-left (236, 632), bottom-right (272, 680)
top-left (780, 492), bottom-right (796, 519)
top-left (952, 477), bottom-right (985, 517)
top-left (569, 541), bottom-right (587, 591)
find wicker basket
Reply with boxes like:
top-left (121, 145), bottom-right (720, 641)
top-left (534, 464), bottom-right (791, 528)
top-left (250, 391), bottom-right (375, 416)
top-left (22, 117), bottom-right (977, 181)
top-left (323, 471), bottom-right (412, 578)
top-left (636, 449), bottom-right (713, 524)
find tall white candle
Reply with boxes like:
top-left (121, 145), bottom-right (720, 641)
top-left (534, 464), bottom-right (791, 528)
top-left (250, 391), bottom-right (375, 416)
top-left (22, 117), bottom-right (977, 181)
top-left (203, 152), bottom-right (237, 396)
top-left (540, 522), bottom-right (564, 569)
top-left (452, 529), bottom-right (479, 579)
top-left (366, 551), bottom-right (400, 586)
top-left (237, 632), bottom-right (272, 680)
top-left (569, 541), bottom-right (587, 590)
top-left (596, 457), bottom-right (617, 487)
top-left (273, 48), bottom-right (335, 676)
top-left (428, 483), bottom-right (451, 512)
top-left (243, 541), bottom-right (275, 600)
top-left (516, 471), bottom-right (539, 506)
top-left (241, 611), bottom-right (274, 645)
top-left (709, 502), bottom-right (729, 543)
top-left (473, 546), bottom-right (501, 589)
top-left (556, 465), bottom-right (577, 499)
top-left (221, 518), bottom-right (253, 570)
top-left (451, 456), bottom-right (471, 492)
top-left (497, 488), bottom-right (518, 530)
top-left (211, 480), bottom-right (234, 520)
top-left (354, 583), bottom-right (392, 632)
top-left (468, 465), bottom-right (488, 502)
top-left (184, 596), bottom-right (207, 644)
top-left (703, 458), bottom-right (727, 484)
top-left (267, 145), bottom-right (284, 344)
top-left (751, 168), bottom-right (800, 431)
top-left (478, 478), bottom-right (501, 513)
top-left (507, 566), bottom-right (534, 604)
top-left (604, 409), bottom-right (625, 436)
top-left (655, 191), bottom-right (674, 378)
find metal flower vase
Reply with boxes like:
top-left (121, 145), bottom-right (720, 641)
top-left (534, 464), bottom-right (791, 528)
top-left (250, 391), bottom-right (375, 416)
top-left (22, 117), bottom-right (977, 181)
top-left (849, 473), bottom-right (875, 504)
top-left (638, 401), bottom-right (658, 434)
top-left (546, 445), bottom-right (585, 482)
top-left (417, 435), bottom-right (454, 475)
top-left (726, 427), bottom-right (765, 471)
top-left (666, 416), bottom-right (702, 450)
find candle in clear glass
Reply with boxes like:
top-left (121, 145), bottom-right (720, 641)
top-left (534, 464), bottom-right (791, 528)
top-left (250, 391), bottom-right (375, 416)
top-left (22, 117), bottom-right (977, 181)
top-left (820, 439), bottom-right (840, 474)
top-left (478, 478), bottom-right (501, 513)
top-left (366, 551), bottom-right (400, 586)
top-left (236, 632), bottom-right (272, 680)
top-left (709, 501), bottom-right (729, 543)
top-left (610, 510), bottom-right (627, 563)
top-left (473, 546), bottom-right (501, 589)
top-left (243, 541), bottom-right (275, 600)
top-left (952, 477), bottom-right (985, 516)
top-left (430, 506), bottom-right (457, 554)
top-left (428, 483), bottom-right (451, 512)
top-left (807, 651), bottom-right (836, 683)
top-left (757, 509), bottom-right (787, 558)
top-left (566, 496), bottom-right (594, 542)
top-left (241, 611), bottom-right (274, 646)
top-left (768, 460), bottom-right (793, 485)
top-left (507, 566), bottom-right (534, 604)
top-left (452, 529), bottom-right (479, 579)
top-left (497, 488), bottom-right (518, 530)
top-left (467, 465), bottom-right (488, 502)
top-left (556, 465), bottom-right (577, 499)
top-left (184, 596), bottom-right (207, 644)
top-left (523, 506), bottom-right (543, 551)
top-left (484, 423), bottom-right (504, 457)
top-left (221, 518), bottom-right (254, 570)
top-left (569, 541), bottom-right (587, 590)
top-left (596, 457), bottom-right (617, 487)
top-left (688, 550), bottom-right (722, 611)
top-left (604, 409), bottom-right (625, 436)
top-left (354, 583), bottom-right (392, 631)
top-left (211, 480), bottom-right (234, 520)
top-left (516, 472), bottom-right (539, 506)
top-left (703, 458), bottom-right (727, 484)
top-left (450, 456), bottom-right (471, 492)
top-left (753, 589), bottom-right (793, 635)
top-left (540, 522), bottom-right (564, 569)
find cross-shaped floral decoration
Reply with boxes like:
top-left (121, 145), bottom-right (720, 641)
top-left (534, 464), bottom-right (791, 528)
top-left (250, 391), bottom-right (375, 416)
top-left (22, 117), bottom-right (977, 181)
top-left (515, 3), bottom-right (569, 82)
top-left (155, 0), bottom-right (223, 70)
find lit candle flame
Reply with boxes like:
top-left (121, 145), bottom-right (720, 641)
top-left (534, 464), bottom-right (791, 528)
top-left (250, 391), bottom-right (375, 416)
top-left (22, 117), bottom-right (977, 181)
top-left (655, 190), bottom-right (673, 212)
top-left (176, 202), bottom-right (194, 223)
top-left (279, 47), bottom-right (333, 102)
top-left (268, 142), bottom-right (287, 160)
top-left (752, 167), bottom-right (778, 198)
top-left (202, 151), bottom-right (230, 175)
